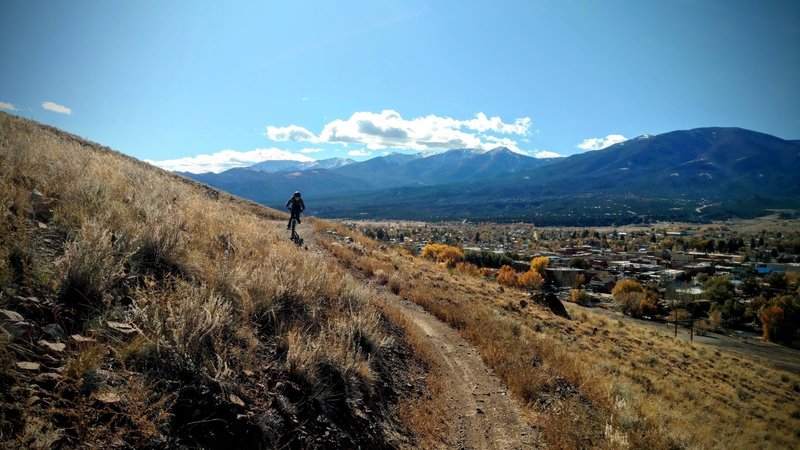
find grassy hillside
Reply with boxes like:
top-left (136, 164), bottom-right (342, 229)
top-left (3, 112), bottom-right (798, 449)
top-left (319, 230), bottom-right (800, 449)
top-left (0, 112), bottom-right (419, 448)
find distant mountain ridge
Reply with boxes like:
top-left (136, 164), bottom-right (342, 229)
top-left (181, 146), bottom-right (558, 206)
top-left (248, 157), bottom-right (355, 173)
top-left (180, 128), bottom-right (800, 225)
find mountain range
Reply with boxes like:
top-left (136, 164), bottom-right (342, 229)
top-left (180, 127), bottom-right (800, 225)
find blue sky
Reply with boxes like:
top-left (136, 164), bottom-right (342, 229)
top-left (1, 0), bottom-right (798, 172)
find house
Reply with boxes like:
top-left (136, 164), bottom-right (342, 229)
top-left (589, 274), bottom-right (616, 293)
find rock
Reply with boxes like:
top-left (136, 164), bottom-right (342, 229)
top-left (229, 394), bottom-right (245, 407)
top-left (42, 324), bottom-right (66, 341)
top-left (531, 290), bottom-right (570, 319)
top-left (35, 372), bottom-right (63, 385)
top-left (0, 309), bottom-right (24, 322)
top-left (38, 340), bottom-right (66, 353)
top-left (29, 189), bottom-right (55, 222)
top-left (2, 321), bottom-right (34, 339)
top-left (93, 392), bottom-right (122, 404)
top-left (16, 361), bottom-right (41, 372)
top-left (106, 321), bottom-right (138, 335)
top-left (70, 334), bottom-right (97, 345)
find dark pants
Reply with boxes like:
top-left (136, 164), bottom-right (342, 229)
top-left (288, 211), bottom-right (301, 228)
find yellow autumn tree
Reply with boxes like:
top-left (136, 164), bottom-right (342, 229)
top-left (517, 269), bottom-right (544, 291)
top-left (611, 279), bottom-right (643, 300)
top-left (421, 243), bottom-right (464, 268)
top-left (530, 256), bottom-right (550, 273)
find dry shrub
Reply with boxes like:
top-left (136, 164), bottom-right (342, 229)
top-left (455, 262), bottom-right (481, 277)
top-left (388, 273), bottom-right (403, 295)
top-left (134, 281), bottom-right (236, 379)
top-left (58, 220), bottom-right (131, 315)
top-left (479, 267), bottom-right (495, 278)
top-left (571, 288), bottom-right (591, 306)
top-left (497, 265), bottom-right (516, 286)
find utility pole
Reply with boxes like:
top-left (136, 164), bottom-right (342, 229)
top-left (674, 298), bottom-right (678, 338)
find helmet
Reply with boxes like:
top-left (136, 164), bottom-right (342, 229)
top-left (294, 191), bottom-right (301, 197)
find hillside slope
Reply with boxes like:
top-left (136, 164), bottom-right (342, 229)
top-left (0, 112), bottom-right (420, 448)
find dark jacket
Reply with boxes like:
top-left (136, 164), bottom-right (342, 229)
top-left (287, 197), bottom-right (305, 213)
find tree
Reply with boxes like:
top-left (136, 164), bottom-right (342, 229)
top-left (497, 265), bottom-right (517, 286)
top-left (759, 295), bottom-right (800, 345)
top-left (765, 272), bottom-right (788, 293)
top-left (639, 293), bottom-right (658, 317)
top-left (760, 305), bottom-right (785, 343)
top-left (517, 269), bottom-right (544, 291)
top-left (421, 243), bottom-right (463, 268)
top-left (612, 279), bottom-right (643, 300)
top-left (568, 258), bottom-right (590, 269)
top-left (741, 277), bottom-right (761, 297)
top-left (530, 256), bottom-right (550, 273)
top-left (703, 276), bottom-right (735, 304)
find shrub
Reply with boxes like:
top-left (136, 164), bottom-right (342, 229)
top-left (497, 265), bottom-right (517, 286)
top-left (530, 256), bottom-right (550, 273)
top-left (464, 250), bottom-right (512, 269)
top-left (571, 289), bottom-right (591, 306)
top-left (455, 262), bottom-right (481, 277)
top-left (421, 244), bottom-right (463, 268)
top-left (612, 279), bottom-right (643, 300)
top-left (618, 292), bottom-right (644, 317)
top-left (59, 220), bottom-right (131, 316)
top-left (517, 269), bottom-right (544, 291)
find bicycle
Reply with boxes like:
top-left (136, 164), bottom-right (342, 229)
top-left (289, 212), bottom-right (304, 246)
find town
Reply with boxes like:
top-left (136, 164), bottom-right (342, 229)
top-left (348, 216), bottom-right (800, 347)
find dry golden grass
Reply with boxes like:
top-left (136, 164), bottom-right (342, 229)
top-left (328, 234), bottom-right (800, 449)
top-left (0, 112), bottom-right (413, 448)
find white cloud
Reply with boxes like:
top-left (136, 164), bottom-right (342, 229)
top-left (266, 125), bottom-right (318, 142)
top-left (577, 134), bottom-right (628, 151)
top-left (348, 149), bottom-right (372, 157)
top-left (299, 148), bottom-right (324, 154)
top-left (0, 101), bottom-right (17, 111)
top-left (146, 147), bottom-right (314, 173)
top-left (533, 150), bottom-right (563, 158)
top-left (266, 110), bottom-right (533, 152)
top-left (463, 112), bottom-right (531, 134)
top-left (42, 101), bottom-right (72, 115)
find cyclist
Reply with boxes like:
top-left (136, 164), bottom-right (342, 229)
top-left (286, 191), bottom-right (305, 229)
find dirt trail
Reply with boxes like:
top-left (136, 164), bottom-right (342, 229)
top-left (286, 221), bottom-right (541, 449)
top-left (387, 294), bottom-right (540, 449)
